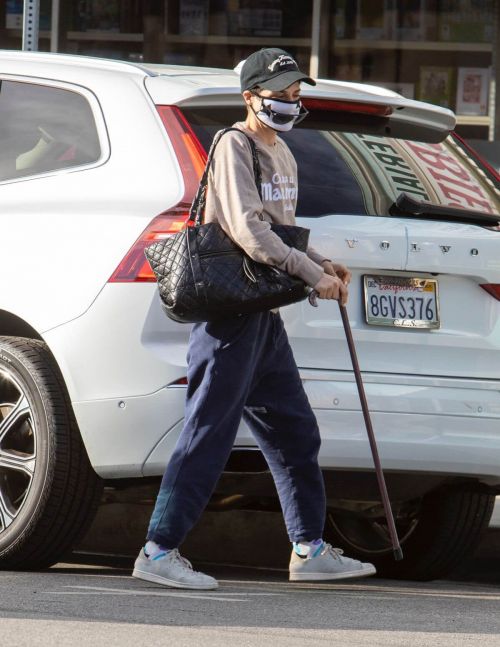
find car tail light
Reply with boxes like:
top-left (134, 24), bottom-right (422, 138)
top-left (168, 377), bottom-right (188, 387)
top-left (480, 284), bottom-right (500, 301)
top-left (109, 106), bottom-right (207, 283)
top-left (303, 98), bottom-right (393, 117)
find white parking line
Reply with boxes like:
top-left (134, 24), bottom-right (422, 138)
top-left (44, 589), bottom-right (245, 603)
top-left (41, 584), bottom-right (284, 603)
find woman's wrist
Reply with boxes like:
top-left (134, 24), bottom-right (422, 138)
top-left (321, 260), bottom-right (338, 278)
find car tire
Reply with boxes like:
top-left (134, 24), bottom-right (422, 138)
top-left (0, 336), bottom-right (102, 569)
top-left (325, 485), bottom-right (495, 581)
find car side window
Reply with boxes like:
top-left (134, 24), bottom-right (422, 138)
top-left (0, 80), bottom-right (101, 182)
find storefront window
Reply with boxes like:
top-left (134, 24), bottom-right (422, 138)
top-left (329, 0), bottom-right (495, 141)
top-left (48, 1), bottom-right (313, 70)
top-left (0, 0), bottom-right (496, 143)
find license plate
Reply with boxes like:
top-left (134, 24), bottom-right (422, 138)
top-left (364, 275), bottom-right (440, 329)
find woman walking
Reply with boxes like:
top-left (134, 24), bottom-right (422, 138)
top-left (133, 48), bottom-right (376, 590)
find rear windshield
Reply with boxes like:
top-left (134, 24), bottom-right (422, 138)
top-left (183, 106), bottom-right (500, 219)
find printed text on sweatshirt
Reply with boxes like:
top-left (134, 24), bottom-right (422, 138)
top-left (203, 123), bottom-right (327, 288)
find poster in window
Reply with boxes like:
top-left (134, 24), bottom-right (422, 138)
top-left (419, 66), bottom-right (455, 109)
top-left (228, 1), bottom-right (282, 37)
top-left (456, 68), bottom-right (490, 116)
top-left (395, 0), bottom-right (425, 40)
top-left (356, 0), bottom-right (391, 39)
top-left (439, 0), bottom-right (494, 42)
top-left (6, 0), bottom-right (23, 29)
top-left (85, 0), bottom-right (120, 32)
top-left (179, 0), bottom-right (209, 36)
top-left (334, 0), bottom-right (347, 38)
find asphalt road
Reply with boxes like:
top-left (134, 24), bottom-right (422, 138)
top-left (2, 559), bottom-right (500, 647)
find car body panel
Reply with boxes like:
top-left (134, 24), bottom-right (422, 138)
top-left (289, 214), bottom-right (500, 380)
top-left (0, 64), bottom-right (183, 332)
top-left (143, 371), bottom-right (500, 482)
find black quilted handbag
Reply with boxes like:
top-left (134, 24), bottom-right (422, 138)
top-left (144, 127), bottom-right (310, 323)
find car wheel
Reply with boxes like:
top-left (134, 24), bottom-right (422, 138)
top-left (325, 486), bottom-right (495, 581)
top-left (0, 336), bottom-right (102, 569)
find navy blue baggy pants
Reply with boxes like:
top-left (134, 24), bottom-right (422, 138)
top-left (146, 310), bottom-right (326, 549)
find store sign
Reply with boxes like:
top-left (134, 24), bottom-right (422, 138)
top-left (405, 141), bottom-right (496, 214)
top-left (357, 134), bottom-right (430, 201)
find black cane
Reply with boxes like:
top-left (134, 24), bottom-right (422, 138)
top-left (337, 303), bottom-right (403, 561)
top-left (308, 288), bottom-right (403, 560)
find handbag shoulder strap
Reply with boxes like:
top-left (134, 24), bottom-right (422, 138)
top-left (189, 126), bottom-right (262, 226)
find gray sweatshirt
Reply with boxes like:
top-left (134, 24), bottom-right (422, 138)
top-left (204, 122), bottom-right (327, 288)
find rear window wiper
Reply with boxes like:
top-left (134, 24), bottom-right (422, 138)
top-left (390, 193), bottom-right (500, 226)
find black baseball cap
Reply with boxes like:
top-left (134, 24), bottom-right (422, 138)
top-left (239, 48), bottom-right (316, 92)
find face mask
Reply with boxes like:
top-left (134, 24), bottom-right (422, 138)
top-left (251, 93), bottom-right (309, 132)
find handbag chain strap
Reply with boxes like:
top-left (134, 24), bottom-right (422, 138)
top-left (189, 127), bottom-right (263, 227)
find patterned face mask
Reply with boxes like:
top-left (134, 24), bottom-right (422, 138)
top-left (250, 92), bottom-right (309, 132)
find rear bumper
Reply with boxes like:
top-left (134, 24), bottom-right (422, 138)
top-left (86, 371), bottom-right (500, 482)
top-left (235, 369), bottom-right (500, 485)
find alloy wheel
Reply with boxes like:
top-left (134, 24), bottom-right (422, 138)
top-left (0, 370), bottom-right (36, 533)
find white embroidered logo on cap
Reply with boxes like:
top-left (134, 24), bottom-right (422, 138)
top-left (267, 55), bottom-right (297, 72)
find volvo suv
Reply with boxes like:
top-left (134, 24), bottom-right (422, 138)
top-left (0, 50), bottom-right (498, 580)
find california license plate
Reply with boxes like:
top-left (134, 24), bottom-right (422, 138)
top-left (364, 275), bottom-right (440, 329)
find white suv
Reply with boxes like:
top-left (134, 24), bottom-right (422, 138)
top-left (0, 50), bottom-right (498, 580)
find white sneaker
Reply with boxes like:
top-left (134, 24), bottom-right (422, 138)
top-left (132, 548), bottom-right (219, 590)
top-left (289, 543), bottom-right (376, 581)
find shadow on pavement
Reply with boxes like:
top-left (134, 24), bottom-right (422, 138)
top-left (74, 494), bottom-right (500, 586)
